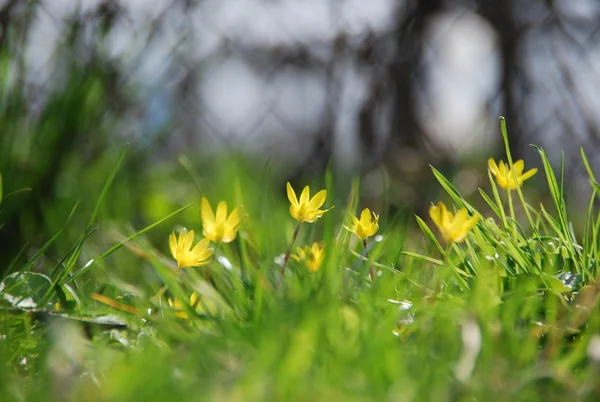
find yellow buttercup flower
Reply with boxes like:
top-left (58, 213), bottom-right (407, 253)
top-left (346, 208), bottom-right (379, 240)
top-left (200, 198), bottom-right (240, 243)
top-left (291, 242), bottom-right (325, 272)
top-left (286, 182), bottom-right (331, 223)
top-left (169, 229), bottom-right (213, 268)
top-left (168, 292), bottom-right (199, 319)
top-left (488, 159), bottom-right (537, 190)
top-left (429, 202), bottom-right (479, 243)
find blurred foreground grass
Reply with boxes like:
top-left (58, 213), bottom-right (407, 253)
top-left (2, 120), bottom-right (600, 401)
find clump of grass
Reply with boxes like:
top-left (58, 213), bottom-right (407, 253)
top-left (1, 117), bottom-right (600, 401)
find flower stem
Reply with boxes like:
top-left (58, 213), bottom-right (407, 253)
top-left (363, 239), bottom-right (374, 280)
top-left (151, 285), bottom-right (168, 304)
top-left (507, 189), bottom-right (517, 239)
top-left (206, 243), bottom-right (221, 282)
top-left (281, 222), bottom-right (302, 275)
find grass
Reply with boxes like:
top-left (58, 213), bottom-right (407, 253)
top-left (1, 118), bottom-right (600, 401)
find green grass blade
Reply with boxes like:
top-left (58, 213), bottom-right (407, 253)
top-left (85, 144), bottom-right (129, 232)
top-left (487, 169), bottom-right (508, 229)
top-left (498, 118), bottom-right (539, 239)
top-left (400, 251), bottom-right (443, 266)
top-left (580, 148), bottom-right (598, 276)
top-left (86, 144), bottom-right (129, 230)
top-left (40, 228), bottom-right (98, 306)
top-left (49, 228), bottom-right (99, 280)
top-left (45, 145), bottom-right (130, 290)
top-left (415, 215), bottom-right (445, 256)
top-left (581, 147), bottom-right (598, 184)
top-left (478, 188), bottom-right (503, 221)
top-left (532, 146), bottom-right (581, 270)
top-left (65, 203), bottom-right (193, 284)
top-left (430, 166), bottom-right (468, 208)
top-left (1, 187), bottom-right (32, 200)
top-left (498, 116), bottom-right (514, 164)
top-left (20, 202), bottom-right (80, 273)
top-left (178, 154), bottom-right (204, 196)
top-left (4, 242), bottom-right (29, 279)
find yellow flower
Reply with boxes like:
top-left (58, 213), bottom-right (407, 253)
top-left (429, 202), bottom-right (479, 243)
top-left (200, 198), bottom-right (240, 243)
top-left (346, 208), bottom-right (379, 240)
top-left (286, 182), bottom-right (331, 222)
top-left (291, 242), bottom-right (325, 272)
top-left (168, 292), bottom-right (199, 319)
top-left (488, 159), bottom-right (537, 190)
top-left (169, 229), bottom-right (213, 268)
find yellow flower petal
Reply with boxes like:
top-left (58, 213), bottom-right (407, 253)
top-left (500, 160), bottom-right (508, 175)
top-left (201, 198), bottom-right (215, 225)
top-left (226, 207), bottom-right (241, 229)
top-left (453, 208), bottom-right (469, 224)
top-left (177, 228), bottom-right (189, 257)
top-left (190, 292), bottom-right (199, 307)
top-left (299, 186), bottom-right (310, 206)
top-left (304, 209), bottom-right (325, 223)
top-left (512, 160), bottom-right (524, 176)
top-left (307, 189), bottom-right (327, 210)
top-left (184, 229), bottom-right (195, 251)
top-left (169, 294), bottom-right (198, 320)
top-left (286, 183), bottom-right (331, 223)
top-left (201, 198), bottom-right (241, 243)
top-left (286, 182), bottom-right (298, 208)
top-left (488, 158), bottom-right (536, 190)
top-left (347, 208), bottom-right (378, 240)
top-left (429, 203), bottom-right (444, 230)
top-left (291, 246), bottom-right (305, 262)
top-left (367, 221), bottom-right (378, 237)
top-left (169, 231), bottom-right (177, 259)
top-left (221, 227), bottom-right (238, 243)
top-left (292, 243), bottom-right (324, 272)
top-left (169, 229), bottom-right (213, 268)
top-left (488, 158), bottom-right (499, 176)
top-left (520, 168), bottom-right (538, 182)
top-left (429, 202), bottom-right (478, 243)
top-left (360, 208), bottom-right (371, 226)
top-left (216, 201), bottom-right (228, 225)
top-left (289, 204), bottom-right (300, 221)
top-left (191, 238), bottom-right (213, 259)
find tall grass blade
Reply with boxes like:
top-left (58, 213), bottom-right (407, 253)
top-left (65, 204), bottom-right (192, 284)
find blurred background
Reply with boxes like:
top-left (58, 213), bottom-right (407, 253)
top-left (2, 0), bottom-right (600, 272)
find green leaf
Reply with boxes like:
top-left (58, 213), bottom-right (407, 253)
top-left (543, 274), bottom-right (572, 294)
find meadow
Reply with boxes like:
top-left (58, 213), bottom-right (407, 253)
top-left (1, 118), bottom-right (600, 401)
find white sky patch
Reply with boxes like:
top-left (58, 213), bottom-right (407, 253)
top-left (200, 59), bottom-right (267, 139)
top-left (417, 10), bottom-right (500, 158)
